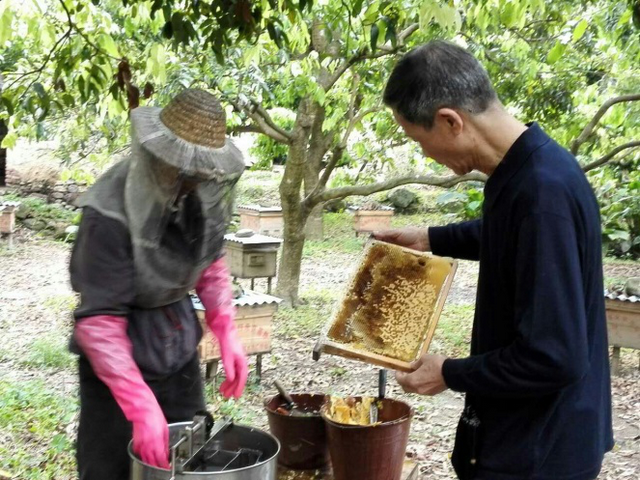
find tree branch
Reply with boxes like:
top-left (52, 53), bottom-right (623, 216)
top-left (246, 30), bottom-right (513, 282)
top-left (58, 0), bottom-right (120, 61)
top-left (250, 100), bottom-right (293, 141)
top-left (227, 98), bottom-right (292, 144)
top-left (581, 141), bottom-right (640, 172)
top-left (228, 125), bottom-right (264, 135)
top-left (309, 171), bottom-right (487, 205)
top-left (571, 94), bottom-right (640, 155)
top-left (309, 106), bottom-right (379, 203)
top-left (6, 28), bottom-right (72, 92)
top-left (323, 23), bottom-right (419, 91)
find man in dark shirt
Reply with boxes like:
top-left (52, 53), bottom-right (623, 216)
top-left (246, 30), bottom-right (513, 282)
top-left (375, 41), bottom-right (613, 479)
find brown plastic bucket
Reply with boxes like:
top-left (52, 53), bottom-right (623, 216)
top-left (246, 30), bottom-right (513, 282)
top-left (322, 397), bottom-right (413, 480)
top-left (264, 393), bottom-right (329, 470)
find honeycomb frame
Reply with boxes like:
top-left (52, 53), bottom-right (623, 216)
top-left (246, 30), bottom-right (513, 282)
top-left (314, 240), bottom-right (457, 372)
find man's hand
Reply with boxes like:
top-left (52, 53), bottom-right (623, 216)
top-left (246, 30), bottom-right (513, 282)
top-left (372, 227), bottom-right (431, 252)
top-left (396, 354), bottom-right (448, 396)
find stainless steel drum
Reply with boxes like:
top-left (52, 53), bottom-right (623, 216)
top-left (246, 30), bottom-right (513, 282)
top-left (129, 415), bottom-right (280, 480)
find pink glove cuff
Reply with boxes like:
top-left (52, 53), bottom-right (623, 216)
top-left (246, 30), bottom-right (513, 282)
top-left (75, 315), bottom-right (169, 468)
top-left (196, 257), bottom-right (249, 399)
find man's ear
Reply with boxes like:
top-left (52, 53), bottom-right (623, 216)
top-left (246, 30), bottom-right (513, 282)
top-left (435, 108), bottom-right (464, 135)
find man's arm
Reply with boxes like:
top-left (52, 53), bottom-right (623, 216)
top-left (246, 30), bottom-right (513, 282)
top-left (441, 212), bottom-right (589, 397)
top-left (373, 218), bottom-right (482, 260)
top-left (428, 219), bottom-right (482, 260)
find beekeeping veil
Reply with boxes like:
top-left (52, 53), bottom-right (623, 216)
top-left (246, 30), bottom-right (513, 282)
top-left (77, 89), bottom-right (245, 308)
top-left (128, 89), bottom-right (243, 251)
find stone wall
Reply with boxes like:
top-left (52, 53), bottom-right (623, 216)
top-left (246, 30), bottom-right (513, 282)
top-left (4, 169), bottom-right (86, 209)
top-left (49, 180), bottom-right (87, 207)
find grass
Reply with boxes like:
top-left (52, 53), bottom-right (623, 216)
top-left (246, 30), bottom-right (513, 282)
top-left (235, 170), bottom-right (281, 207)
top-left (1, 193), bottom-right (76, 224)
top-left (42, 294), bottom-right (78, 317)
top-left (430, 304), bottom-right (475, 358)
top-left (20, 334), bottom-right (76, 370)
top-left (203, 365), bottom-right (267, 425)
top-left (275, 288), bottom-right (337, 338)
top-left (0, 380), bottom-right (77, 480)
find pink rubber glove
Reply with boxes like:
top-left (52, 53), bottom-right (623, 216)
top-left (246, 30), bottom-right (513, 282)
top-left (196, 257), bottom-right (249, 399)
top-left (75, 315), bottom-right (170, 469)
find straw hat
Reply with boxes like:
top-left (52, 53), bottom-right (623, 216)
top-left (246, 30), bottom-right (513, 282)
top-left (130, 89), bottom-right (244, 181)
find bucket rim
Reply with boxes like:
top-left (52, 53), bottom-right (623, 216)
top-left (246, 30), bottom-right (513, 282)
top-left (263, 393), bottom-right (328, 418)
top-left (128, 421), bottom-right (281, 474)
top-left (320, 397), bottom-right (414, 429)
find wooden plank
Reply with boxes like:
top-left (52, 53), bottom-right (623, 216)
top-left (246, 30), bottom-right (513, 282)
top-left (605, 308), bottom-right (640, 349)
top-left (278, 460), bottom-right (419, 480)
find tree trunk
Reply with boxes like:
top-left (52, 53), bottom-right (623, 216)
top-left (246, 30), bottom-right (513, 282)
top-left (277, 203), bottom-right (308, 305)
top-left (0, 120), bottom-right (7, 187)
top-left (304, 204), bottom-right (323, 240)
top-left (276, 99), bottom-right (314, 304)
top-left (303, 104), bottom-right (329, 241)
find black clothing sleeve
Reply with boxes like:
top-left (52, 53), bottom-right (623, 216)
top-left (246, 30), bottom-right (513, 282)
top-left (442, 212), bottom-right (590, 398)
top-left (429, 219), bottom-right (482, 261)
top-left (70, 207), bottom-right (135, 319)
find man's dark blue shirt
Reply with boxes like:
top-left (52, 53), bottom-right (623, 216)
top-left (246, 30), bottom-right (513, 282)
top-left (430, 123), bottom-right (614, 479)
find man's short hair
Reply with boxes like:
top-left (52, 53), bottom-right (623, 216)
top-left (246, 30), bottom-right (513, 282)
top-left (383, 40), bottom-right (498, 129)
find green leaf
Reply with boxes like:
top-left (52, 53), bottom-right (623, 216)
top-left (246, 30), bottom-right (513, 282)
top-left (420, 0), bottom-right (435, 29)
top-left (364, 1), bottom-right (379, 21)
top-left (607, 230), bottom-right (630, 241)
top-left (33, 83), bottom-right (46, 99)
top-left (1, 131), bottom-right (17, 149)
top-left (546, 41), bottom-right (566, 64)
top-left (98, 34), bottom-right (121, 58)
top-left (370, 23), bottom-right (379, 52)
top-left (384, 18), bottom-right (396, 46)
top-left (433, 4), bottom-right (458, 30)
top-left (572, 19), bottom-right (588, 42)
top-left (1, 96), bottom-right (15, 116)
top-left (500, 2), bottom-right (517, 28)
top-left (172, 12), bottom-right (185, 43)
top-left (617, 8), bottom-right (632, 27)
top-left (0, 4), bottom-right (13, 45)
top-left (353, 0), bottom-right (364, 16)
top-left (146, 44), bottom-right (167, 83)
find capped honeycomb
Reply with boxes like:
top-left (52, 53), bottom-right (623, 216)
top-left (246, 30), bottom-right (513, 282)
top-left (326, 396), bottom-right (377, 426)
top-left (327, 241), bottom-right (452, 363)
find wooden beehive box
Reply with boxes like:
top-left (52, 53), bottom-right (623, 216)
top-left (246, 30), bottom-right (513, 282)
top-left (238, 205), bottom-right (284, 237)
top-left (604, 289), bottom-right (640, 374)
top-left (224, 231), bottom-right (283, 279)
top-left (193, 291), bottom-right (281, 361)
top-left (352, 206), bottom-right (394, 235)
top-left (0, 202), bottom-right (19, 234)
top-left (315, 241), bottom-right (457, 372)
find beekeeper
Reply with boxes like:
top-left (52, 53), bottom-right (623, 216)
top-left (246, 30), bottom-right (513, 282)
top-left (69, 89), bottom-right (249, 480)
top-left (376, 41), bottom-right (613, 480)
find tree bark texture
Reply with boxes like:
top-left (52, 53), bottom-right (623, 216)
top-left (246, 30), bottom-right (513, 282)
top-left (276, 99), bottom-right (314, 304)
top-left (0, 120), bottom-right (7, 187)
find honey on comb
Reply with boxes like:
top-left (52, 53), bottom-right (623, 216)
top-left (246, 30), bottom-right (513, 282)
top-left (327, 242), bottom-right (451, 362)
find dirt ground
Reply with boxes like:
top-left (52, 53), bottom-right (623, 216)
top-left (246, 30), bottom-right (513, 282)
top-left (1, 228), bottom-right (639, 479)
